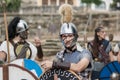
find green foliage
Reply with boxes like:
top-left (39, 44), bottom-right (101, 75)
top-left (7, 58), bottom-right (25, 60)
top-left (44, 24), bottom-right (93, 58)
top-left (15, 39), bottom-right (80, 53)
top-left (110, 0), bottom-right (120, 9)
top-left (6, 0), bottom-right (21, 11)
top-left (81, 0), bottom-right (92, 4)
top-left (110, 2), bottom-right (116, 9)
top-left (0, 0), bottom-right (21, 12)
top-left (81, 0), bottom-right (102, 5)
top-left (113, 0), bottom-right (120, 2)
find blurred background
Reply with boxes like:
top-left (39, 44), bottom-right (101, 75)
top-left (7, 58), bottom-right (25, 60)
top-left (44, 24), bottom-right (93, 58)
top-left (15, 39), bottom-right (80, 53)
top-left (0, 0), bottom-right (120, 56)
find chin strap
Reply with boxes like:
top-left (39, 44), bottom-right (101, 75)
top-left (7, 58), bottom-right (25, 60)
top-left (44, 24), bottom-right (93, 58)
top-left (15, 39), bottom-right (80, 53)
top-left (52, 60), bottom-right (71, 70)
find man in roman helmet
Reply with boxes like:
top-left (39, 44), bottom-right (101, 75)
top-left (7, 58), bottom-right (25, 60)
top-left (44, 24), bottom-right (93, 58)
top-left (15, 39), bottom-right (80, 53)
top-left (0, 16), bottom-right (43, 63)
top-left (41, 22), bottom-right (92, 79)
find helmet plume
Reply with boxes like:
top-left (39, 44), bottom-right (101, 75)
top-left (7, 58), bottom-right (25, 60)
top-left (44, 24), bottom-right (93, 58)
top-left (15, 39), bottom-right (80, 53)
top-left (59, 4), bottom-right (73, 23)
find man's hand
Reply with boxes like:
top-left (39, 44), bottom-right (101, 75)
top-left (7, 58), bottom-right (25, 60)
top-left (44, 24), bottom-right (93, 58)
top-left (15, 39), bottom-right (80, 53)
top-left (41, 60), bottom-right (53, 71)
top-left (118, 51), bottom-right (120, 63)
top-left (34, 36), bottom-right (41, 47)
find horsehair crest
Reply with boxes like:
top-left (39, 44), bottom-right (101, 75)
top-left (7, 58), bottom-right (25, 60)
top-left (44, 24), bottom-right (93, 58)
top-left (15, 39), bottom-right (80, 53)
top-left (59, 4), bottom-right (73, 23)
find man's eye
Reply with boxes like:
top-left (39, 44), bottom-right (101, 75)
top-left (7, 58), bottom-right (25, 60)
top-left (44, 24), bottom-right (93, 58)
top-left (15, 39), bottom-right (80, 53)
top-left (62, 36), bottom-right (66, 38)
top-left (69, 35), bottom-right (73, 37)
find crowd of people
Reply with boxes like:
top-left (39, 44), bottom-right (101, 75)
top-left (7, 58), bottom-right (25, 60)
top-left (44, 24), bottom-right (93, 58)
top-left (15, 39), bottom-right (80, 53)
top-left (0, 4), bottom-right (120, 80)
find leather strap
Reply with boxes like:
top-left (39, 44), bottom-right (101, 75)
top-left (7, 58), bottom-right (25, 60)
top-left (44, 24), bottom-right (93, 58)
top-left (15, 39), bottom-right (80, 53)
top-left (52, 60), bottom-right (70, 70)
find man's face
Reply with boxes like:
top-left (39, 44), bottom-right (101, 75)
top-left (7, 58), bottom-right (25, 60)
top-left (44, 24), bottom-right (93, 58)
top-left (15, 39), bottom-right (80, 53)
top-left (19, 30), bottom-right (29, 40)
top-left (61, 33), bottom-right (74, 48)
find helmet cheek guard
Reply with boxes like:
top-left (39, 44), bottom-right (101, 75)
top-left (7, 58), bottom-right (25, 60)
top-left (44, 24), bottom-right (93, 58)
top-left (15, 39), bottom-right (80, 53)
top-left (19, 31), bottom-right (28, 40)
top-left (60, 23), bottom-right (78, 48)
top-left (16, 20), bottom-right (29, 39)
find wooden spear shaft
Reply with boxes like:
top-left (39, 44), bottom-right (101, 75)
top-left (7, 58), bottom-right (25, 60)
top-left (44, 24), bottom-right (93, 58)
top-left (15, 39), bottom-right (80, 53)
top-left (3, 1), bottom-right (10, 63)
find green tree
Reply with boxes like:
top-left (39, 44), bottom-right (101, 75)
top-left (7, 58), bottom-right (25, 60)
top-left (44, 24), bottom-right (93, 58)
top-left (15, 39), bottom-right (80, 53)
top-left (6, 0), bottom-right (21, 11)
top-left (0, 0), bottom-right (21, 12)
top-left (110, 0), bottom-right (120, 10)
top-left (81, 0), bottom-right (102, 5)
top-left (81, 0), bottom-right (102, 10)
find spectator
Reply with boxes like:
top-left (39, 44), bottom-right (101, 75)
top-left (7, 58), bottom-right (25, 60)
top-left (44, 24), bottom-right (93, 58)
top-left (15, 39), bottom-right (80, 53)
top-left (88, 26), bottom-right (112, 80)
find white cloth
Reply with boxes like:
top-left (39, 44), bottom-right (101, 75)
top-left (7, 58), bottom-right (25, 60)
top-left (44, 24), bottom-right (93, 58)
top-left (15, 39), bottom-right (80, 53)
top-left (0, 41), bottom-right (37, 62)
top-left (113, 56), bottom-right (117, 61)
top-left (114, 43), bottom-right (120, 53)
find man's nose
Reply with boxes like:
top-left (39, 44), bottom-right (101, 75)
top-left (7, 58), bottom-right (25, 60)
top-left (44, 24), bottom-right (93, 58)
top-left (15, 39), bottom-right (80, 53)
top-left (65, 36), bottom-right (71, 41)
top-left (27, 30), bottom-right (29, 34)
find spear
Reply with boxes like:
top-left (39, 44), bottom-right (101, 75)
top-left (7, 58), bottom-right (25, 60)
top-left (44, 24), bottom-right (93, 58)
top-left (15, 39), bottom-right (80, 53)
top-left (2, 0), bottom-right (10, 63)
top-left (84, 12), bottom-right (92, 49)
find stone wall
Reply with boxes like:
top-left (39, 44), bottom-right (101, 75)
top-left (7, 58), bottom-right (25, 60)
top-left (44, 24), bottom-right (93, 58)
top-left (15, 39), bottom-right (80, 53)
top-left (0, 7), bottom-right (120, 42)
top-left (0, 9), bottom-right (120, 56)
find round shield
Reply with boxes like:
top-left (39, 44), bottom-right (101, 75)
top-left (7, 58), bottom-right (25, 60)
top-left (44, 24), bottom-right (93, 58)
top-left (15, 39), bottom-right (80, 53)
top-left (99, 61), bottom-right (120, 80)
top-left (14, 42), bottom-right (32, 59)
top-left (0, 65), bottom-right (3, 80)
top-left (0, 64), bottom-right (38, 80)
top-left (40, 68), bottom-right (82, 80)
top-left (11, 59), bottom-right (43, 78)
